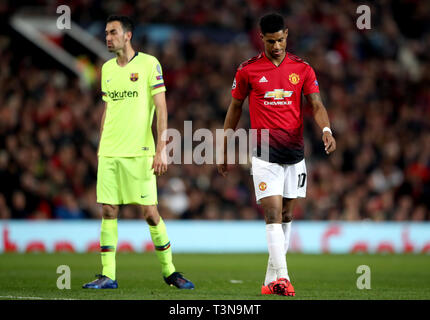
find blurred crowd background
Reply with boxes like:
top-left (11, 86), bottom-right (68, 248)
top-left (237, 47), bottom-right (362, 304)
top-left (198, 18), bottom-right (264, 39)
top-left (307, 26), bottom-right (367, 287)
top-left (0, 0), bottom-right (429, 221)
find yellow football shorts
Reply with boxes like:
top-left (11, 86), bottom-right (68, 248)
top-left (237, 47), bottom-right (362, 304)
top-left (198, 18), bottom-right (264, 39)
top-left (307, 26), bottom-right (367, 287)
top-left (96, 156), bottom-right (157, 205)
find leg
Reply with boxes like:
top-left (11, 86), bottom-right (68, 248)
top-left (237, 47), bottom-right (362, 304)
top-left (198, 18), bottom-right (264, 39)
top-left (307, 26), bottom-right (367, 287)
top-left (134, 156), bottom-right (193, 288)
top-left (134, 156), bottom-right (172, 274)
top-left (84, 156), bottom-right (121, 288)
top-left (103, 204), bottom-right (119, 219)
top-left (282, 198), bottom-right (295, 223)
top-left (261, 196), bottom-right (283, 285)
top-left (271, 159), bottom-right (306, 296)
top-left (250, 157), bottom-right (286, 288)
top-left (141, 205), bottom-right (175, 277)
top-left (260, 195), bottom-right (289, 283)
top-left (141, 204), bottom-right (194, 289)
top-left (264, 198), bottom-right (295, 286)
top-left (140, 204), bottom-right (160, 226)
top-left (261, 195), bottom-right (283, 224)
top-left (95, 156), bottom-right (120, 279)
top-left (100, 204), bottom-right (119, 280)
top-left (282, 198), bottom-right (296, 254)
top-left (83, 204), bottom-right (119, 289)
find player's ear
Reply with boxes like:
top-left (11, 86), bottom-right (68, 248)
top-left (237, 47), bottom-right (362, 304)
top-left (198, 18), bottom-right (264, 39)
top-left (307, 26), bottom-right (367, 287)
top-left (124, 30), bottom-right (131, 43)
top-left (284, 29), bottom-right (288, 38)
top-left (259, 32), bottom-right (264, 41)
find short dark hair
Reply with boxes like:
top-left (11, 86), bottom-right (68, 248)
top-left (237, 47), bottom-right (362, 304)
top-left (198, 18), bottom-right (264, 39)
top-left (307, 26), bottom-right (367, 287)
top-left (106, 15), bottom-right (134, 36)
top-left (259, 13), bottom-right (285, 34)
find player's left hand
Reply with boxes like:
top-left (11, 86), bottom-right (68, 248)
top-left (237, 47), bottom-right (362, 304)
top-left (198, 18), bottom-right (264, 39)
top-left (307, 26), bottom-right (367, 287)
top-left (322, 132), bottom-right (336, 154)
top-left (153, 151), bottom-right (168, 176)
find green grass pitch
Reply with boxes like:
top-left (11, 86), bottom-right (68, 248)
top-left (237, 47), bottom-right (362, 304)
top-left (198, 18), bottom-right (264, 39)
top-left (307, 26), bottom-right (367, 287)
top-left (0, 253), bottom-right (429, 300)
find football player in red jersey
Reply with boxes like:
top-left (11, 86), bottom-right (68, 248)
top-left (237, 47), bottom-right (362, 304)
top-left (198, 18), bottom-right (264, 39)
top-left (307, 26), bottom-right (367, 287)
top-left (218, 13), bottom-right (336, 296)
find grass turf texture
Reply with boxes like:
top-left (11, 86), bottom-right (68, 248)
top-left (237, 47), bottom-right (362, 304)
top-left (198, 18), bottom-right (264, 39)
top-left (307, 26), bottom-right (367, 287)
top-left (0, 253), bottom-right (429, 300)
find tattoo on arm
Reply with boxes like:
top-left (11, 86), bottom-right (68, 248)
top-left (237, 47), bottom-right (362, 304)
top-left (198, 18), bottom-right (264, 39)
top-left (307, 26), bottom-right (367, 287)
top-left (306, 92), bottom-right (330, 129)
top-left (306, 92), bottom-right (322, 104)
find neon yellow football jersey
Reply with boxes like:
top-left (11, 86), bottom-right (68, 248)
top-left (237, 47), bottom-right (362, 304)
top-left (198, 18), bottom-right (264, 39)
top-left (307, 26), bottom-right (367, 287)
top-left (99, 52), bottom-right (166, 157)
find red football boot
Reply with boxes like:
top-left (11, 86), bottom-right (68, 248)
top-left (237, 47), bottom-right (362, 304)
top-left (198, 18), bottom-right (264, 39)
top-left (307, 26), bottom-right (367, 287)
top-left (261, 279), bottom-right (287, 295)
top-left (278, 278), bottom-right (295, 296)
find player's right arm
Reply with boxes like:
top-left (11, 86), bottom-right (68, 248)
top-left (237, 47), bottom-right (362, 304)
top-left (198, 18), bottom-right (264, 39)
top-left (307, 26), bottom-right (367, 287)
top-left (218, 66), bottom-right (249, 176)
top-left (97, 102), bottom-right (107, 155)
top-left (217, 97), bottom-right (245, 176)
top-left (223, 97), bottom-right (244, 130)
top-left (98, 63), bottom-right (109, 156)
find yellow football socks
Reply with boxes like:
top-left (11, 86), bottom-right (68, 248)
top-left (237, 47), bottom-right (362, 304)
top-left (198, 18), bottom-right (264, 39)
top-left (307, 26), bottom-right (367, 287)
top-left (100, 218), bottom-right (118, 280)
top-left (149, 217), bottom-right (175, 277)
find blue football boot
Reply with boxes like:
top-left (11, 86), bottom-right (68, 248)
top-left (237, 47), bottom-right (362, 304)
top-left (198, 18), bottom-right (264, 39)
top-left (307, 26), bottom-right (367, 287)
top-left (164, 272), bottom-right (195, 289)
top-left (82, 274), bottom-right (118, 289)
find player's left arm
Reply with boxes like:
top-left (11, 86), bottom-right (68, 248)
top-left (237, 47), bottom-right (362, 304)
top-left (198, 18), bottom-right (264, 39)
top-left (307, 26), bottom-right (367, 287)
top-left (305, 92), bottom-right (336, 154)
top-left (152, 92), bottom-right (168, 175)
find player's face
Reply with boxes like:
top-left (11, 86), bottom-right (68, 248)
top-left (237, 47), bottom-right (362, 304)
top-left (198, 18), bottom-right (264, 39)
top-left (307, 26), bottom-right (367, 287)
top-left (261, 29), bottom-right (288, 60)
top-left (105, 21), bottom-right (131, 52)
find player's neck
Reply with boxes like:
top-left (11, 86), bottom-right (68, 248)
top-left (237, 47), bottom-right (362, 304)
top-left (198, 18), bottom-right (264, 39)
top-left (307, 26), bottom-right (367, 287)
top-left (116, 46), bottom-right (136, 67)
top-left (265, 51), bottom-right (286, 67)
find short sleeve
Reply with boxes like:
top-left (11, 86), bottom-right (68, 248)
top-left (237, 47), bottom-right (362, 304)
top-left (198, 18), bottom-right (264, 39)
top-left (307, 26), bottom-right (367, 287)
top-left (302, 66), bottom-right (320, 96)
top-left (149, 58), bottom-right (166, 96)
top-left (101, 65), bottom-right (110, 102)
top-left (231, 68), bottom-right (249, 100)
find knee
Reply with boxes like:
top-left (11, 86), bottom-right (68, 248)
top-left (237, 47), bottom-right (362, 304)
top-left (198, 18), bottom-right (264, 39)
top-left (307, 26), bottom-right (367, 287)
top-left (282, 210), bottom-right (293, 223)
top-left (141, 206), bottom-right (160, 226)
top-left (264, 207), bottom-right (282, 224)
top-left (282, 199), bottom-right (295, 222)
top-left (102, 205), bottom-right (118, 219)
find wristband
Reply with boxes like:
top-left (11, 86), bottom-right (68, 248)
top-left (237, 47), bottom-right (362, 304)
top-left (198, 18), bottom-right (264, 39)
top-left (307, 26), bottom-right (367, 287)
top-left (322, 127), bottom-right (332, 135)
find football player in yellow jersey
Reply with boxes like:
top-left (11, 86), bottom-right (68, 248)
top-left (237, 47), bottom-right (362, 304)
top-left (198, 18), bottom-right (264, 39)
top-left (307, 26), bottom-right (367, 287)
top-left (83, 15), bottom-right (194, 290)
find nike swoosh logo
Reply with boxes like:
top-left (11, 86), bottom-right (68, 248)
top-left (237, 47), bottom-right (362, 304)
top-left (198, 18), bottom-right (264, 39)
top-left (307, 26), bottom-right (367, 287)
top-left (107, 79), bottom-right (112, 82)
top-left (141, 195), bottom-right (147, 198)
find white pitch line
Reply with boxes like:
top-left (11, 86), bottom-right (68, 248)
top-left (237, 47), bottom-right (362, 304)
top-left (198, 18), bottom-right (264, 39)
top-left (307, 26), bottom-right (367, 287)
top-left (0, 295), bottom-right (77, 300)
top-left (229, 280), bottom-right (244, 284)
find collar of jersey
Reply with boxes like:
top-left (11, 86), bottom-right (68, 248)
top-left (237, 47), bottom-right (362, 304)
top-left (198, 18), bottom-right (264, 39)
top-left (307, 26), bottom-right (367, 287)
top-left (263, 51), bottom-right (287, 68)
top-left (115, 51), bottom-right (138, 67)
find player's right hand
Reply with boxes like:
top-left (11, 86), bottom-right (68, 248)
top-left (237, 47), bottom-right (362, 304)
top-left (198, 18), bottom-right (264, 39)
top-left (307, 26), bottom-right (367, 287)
top-left (217, 163), bottom-right (228, 177)
top-left (217, 149), bottom-right (229, 177)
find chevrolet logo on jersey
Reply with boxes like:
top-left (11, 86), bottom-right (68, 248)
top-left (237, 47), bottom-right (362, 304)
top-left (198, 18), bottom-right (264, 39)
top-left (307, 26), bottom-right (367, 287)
top-left (264, 89), bottom-right (293, 100)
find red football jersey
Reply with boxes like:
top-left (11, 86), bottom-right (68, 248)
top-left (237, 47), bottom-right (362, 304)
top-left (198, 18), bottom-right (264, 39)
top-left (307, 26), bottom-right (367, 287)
top-left (231, 52), bottom-right (319, 164)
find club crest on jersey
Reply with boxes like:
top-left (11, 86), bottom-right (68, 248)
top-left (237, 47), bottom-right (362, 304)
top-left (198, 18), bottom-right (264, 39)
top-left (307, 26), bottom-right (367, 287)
top-left (289, 73), bottom-right (300, 85)
top-left (259, 182), bottom-right (267, 191)
top-left (264, 89), bottom-right (293, 100)
top-left (130, 73), bottom-right (139, 82)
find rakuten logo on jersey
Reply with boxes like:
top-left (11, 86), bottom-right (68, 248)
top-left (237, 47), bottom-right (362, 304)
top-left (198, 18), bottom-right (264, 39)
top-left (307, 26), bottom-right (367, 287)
top-left (263, 89), bottom-right (293, 106)
top-left (107, 90), bottom-right (138, 101)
